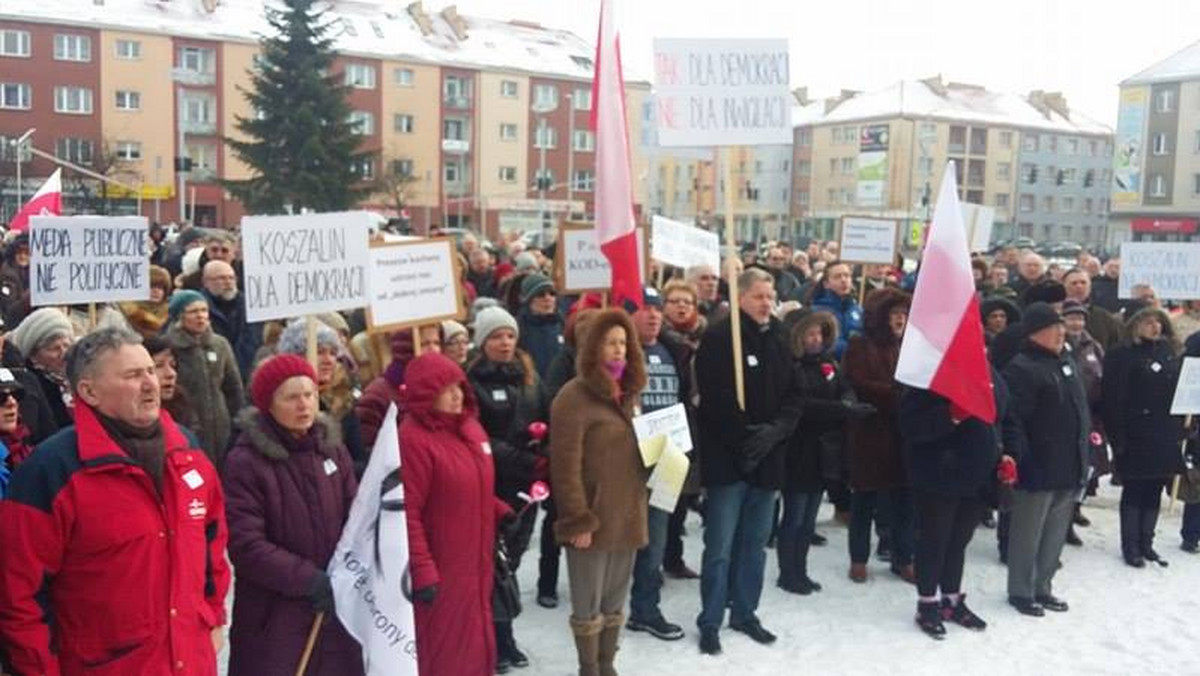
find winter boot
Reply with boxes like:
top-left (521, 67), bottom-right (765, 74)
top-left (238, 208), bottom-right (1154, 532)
top-left (598, 613), bottom-right (624, 676)
top-left (1065, 524), bottom-right (1083, 547)
top-left (1140, 506), bottom-right (1168, 567)
top-left (1120, 503), bottom-right (1145, 567)
top-left (570, 616), bottom-right (604, 676)
top-left (795, 540), bottom-right (822, 593)
top-left (941, 594), bottom-right (987, 631)
top-left (775, 534), bottom-right (800, 591)
top-left (915, 601), bottom-right (946, 640)
top-left (848, 563), bottom-right (868, 583)
top-left (496, 621), bottom-right (528, 669)
top-left (1073, 503), bottom-right (1091, 527)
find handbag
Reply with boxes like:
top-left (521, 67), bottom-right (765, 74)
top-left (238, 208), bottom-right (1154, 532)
top-left (1177, 467), bottom-right (1200, 505)
top-left (492, 535), bottom-right (522, 622)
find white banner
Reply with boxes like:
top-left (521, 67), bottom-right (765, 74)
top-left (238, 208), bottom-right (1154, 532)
top-left (652, 38), bottom-right (792, 147)
top-left (1118, 242), bottom-right (1200, 300)
top-left (632, 402), bottom-right (694, 454)
top-left (839, 217), bottom-right (898, 265)
top-left (651, 216), bottom-right (720, 271)
top-left (556, 226), bottom-right (647, 293)
top-left (240, 212), bottom-right (372, 322)
top-left (1171, 357), bottom-right (1200, 415)
top-left (960, 203), bottom-right (995, 252)
top-left (29, 215), bottom-right (151, 306)
top-left (329, 403), bottom-right (419, 676)
top-left (367, 238), bottom-right (462, 330)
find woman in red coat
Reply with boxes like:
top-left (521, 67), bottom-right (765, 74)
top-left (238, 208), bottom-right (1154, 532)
top-left (402, 353), bottom-right (513, 676)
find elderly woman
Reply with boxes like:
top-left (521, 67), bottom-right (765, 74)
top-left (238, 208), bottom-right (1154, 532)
top-left (277, 318), bottom-right (365, 467)
top-left (120, 265), bottom-right (173, 339)
top-left (9, 307), bottom-right (75, 441)
top-left (223, 354), bottom-right (362, 676)
top-left (402, 353), bottom-right (513, 676)
top-left (1103, 307), bottom-right (1185, 568)
top-left (442, 320), bottom-right (471, 366)
top-left (551, 309), bottom-right (648, 676)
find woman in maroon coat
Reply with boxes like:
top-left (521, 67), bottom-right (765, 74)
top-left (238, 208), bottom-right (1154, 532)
top-left (224, 354), bottom-right (363, 676)
top-left (402, 352), bottom-right (513, 676)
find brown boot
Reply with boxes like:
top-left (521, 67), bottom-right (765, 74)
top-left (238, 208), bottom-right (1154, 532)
top-left (849, 563), bottom-right (868, 583)
top-left (599, 613), bottom-right (624, 676)
top-left (891, 563), bottom-right (916, 584)
top-left (570, 616), bottom-right (604, 676)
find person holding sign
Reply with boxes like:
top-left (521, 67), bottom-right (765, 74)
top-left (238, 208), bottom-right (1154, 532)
top-left (1102, 307), bottom-right (1185, 568)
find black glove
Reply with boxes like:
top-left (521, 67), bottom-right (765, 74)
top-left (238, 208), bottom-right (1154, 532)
top-left (414, 584), bottom-right (439, 605)
top-left (307, 572), bottom-right (334, 613)
top-left (738, 423), bottom-right (787, 475)
top-left (842, 401), bottom-right (877, 420)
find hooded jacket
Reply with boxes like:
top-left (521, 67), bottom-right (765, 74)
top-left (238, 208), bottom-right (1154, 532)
top-left (810, 285), bottom-right (864, 359)
top-left (785, 310), bottom-right (857, 492)
top-left (465, 350), bottom-right (549, 507)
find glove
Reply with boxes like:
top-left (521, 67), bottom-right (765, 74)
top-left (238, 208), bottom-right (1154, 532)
top-left (996, 455), bottom-right (1017, 486)
top-left (307, 572), bottom-right (334, 613)
top-left (842, 401), bottom-right (877, 420)
top-left (532, 456), bottom-right (550, 482)
top-left (414, 584), bottom-right (439, 605)
top-left (738, 423), bottom-right (786, 475)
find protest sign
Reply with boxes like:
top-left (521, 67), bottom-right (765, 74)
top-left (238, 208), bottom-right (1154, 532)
top-left (960, 203), bottom-right (995, 252)
top-left (366, 238), bottom-right (462, 331)
top-left (646, 438), bottom-right (690, 513)
top-left (651, 216), bottom-right (720, 271)
top-left (1118, 242), bottom-right (1200, 300)
top-left (241, 212), bottom-right (372, 322)
top-left (632, 402), bottom-right (694, 456)
top-left (555, 224), bottom-right (647, 293)
top-left (838, 217), bottom-right (899, 265)
top-left (652, 38), bottom-right (792, 147)
top-left (29, 215), bottom-right (150, 306)
top-left (1171, 357), bottom-right (1200, 415)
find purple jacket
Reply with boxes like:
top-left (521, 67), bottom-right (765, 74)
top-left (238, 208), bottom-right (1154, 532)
top-left (223, 409), bottom-right (362, 676)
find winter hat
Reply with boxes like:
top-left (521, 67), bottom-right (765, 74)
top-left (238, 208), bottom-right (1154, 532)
top-left (1061, 299), bottom-right (1089, 318)
top-left (641, 286), bottom-right (664, 309)
top-left (519, 274), bottom-right (555, 304)
top-left (175, 227), bottom-right (208, 249)
top-left (181, 247), bottom-right (205, 277)
top-left (1021, 302), bottom-right (1064, 337)
top-left (514, 251), bottom-right (539, 274)
top-left (168, 289), bottom-right (207, 324)
top-left (313, 312), bottom-right (351, 337)
top-left (0, 367), bottom-right (24, 396)
top-left (473, 306), bottom-right (519, 344)
top-left (149, 265), bottom-right (172, 294)
top-left (1022, 280), bottom-right (1066, 305)
top-left (10, 308), bottom-right (73, 358)
top-left (470, 296), bottom-right (501, 321)
top-left (250, 354), bottom-right (317, 412)
top-left (276, 318), bottom-right (340, 357)
top-left (441, 319), bottom-right (468, 344)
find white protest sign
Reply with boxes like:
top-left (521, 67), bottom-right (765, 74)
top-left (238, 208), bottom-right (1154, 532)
top-left (651, 216), bottom-right (720, 271)
top-left (556, 225), bottom-right (647, 293)
top-left (240, 212), bottom-right (371, 322)
top-left (960, 203), bottom-right (995, 252)
top-left (632, 402), bottom-right (693, 454)
top-left (29, 215), bottom-right (150, 306)
top-left (1118, 242), bottom-right (1200, 300)
top-left (838, 217), bottom-right (898, 265)
top-left (1171, 357), bottom-right (1200, 415)
top-left (653, 38), bottom-right (792, 147)
top-left (647, 440), bottom-right (690, 513)
top-left (367, 238), bottom-right (462, 331)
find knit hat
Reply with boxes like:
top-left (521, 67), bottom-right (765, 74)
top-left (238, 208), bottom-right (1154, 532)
top-left (470, 296), bottom-right (501, 322)
top-left (149, 265), bottom-right (172, 293)
top-left (1061, 299), bottom-right (1088, 318)
top-left (168, 289), bottom-right (207, 324)
top-left (250, 354), bottom-right (317, 412)
top-left (10, 308), bottom-right (73, 358)
top-left (473, 306), bottom-right (519, 344)
top-left (1021, 302), bottom-right (1064, 337)
top-left (313, 312), bottom-right (351, 336)
top-left (514, 251), bottom-right (539, 274)
top-left (276, 318), bottom-right (340, 356)
top-left (441, 319), bottom-right (468, 344)
top-left (520, 274), bottom-right (555, 304)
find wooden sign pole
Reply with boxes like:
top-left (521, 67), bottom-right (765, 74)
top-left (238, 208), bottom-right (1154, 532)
top-left (305, 316), bottom-right (319, 370)
top-left (724, 146), bottom-right (745, 411)
top-left (412, 325), bottom-right (423, 357)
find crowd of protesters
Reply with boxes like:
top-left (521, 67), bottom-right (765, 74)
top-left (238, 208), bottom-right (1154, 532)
top-left (0, 222), bottom-right (1196, 675)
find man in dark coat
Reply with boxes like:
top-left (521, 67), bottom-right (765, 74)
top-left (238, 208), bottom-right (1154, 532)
top-left (989, 281), bottom-right (1065, 369)
top-left (1001, 303), bottom-right (1090, 617)
top-left (201, 260), bottom-right (262, 380)
top-left (695, 268), bottom-right (800, 655)
top-left (1062, 268), bottom-right (1123, 351)
top-left (515, 273), bottom-right (564, 380)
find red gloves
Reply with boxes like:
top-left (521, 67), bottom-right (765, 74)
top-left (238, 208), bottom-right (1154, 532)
top-left (997, 455), bottom-right (1017, 486)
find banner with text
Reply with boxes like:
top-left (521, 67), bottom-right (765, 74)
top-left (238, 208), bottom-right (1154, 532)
top-left (1118, 242), bottom-right (1200, 300)
top-left (856, 125), bottom-right (889, 207)
top-left (651, 216), bottom-right (720, 271)
top-left (30, 215), bottom-right (150, 306)
top-left (839, 217), bottom-right (899, 265)
top-left (367, 238), bottom-right (462, 331)
top-left (241, 212), bottom-right (372, 323)
top-left (653, 38), bottom-right (792, 147)
top-left (556, 225), bottom-right (648, 293)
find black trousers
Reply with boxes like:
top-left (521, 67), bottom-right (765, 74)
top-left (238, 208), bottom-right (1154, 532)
top-left (537, 498), bottom-right (561, 596)
top-left (913, 490), bottom-right (984, 598)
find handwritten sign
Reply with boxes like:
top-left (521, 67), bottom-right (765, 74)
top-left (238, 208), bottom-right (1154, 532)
top-left (366, 238), bottom-right (462, 331)
top-left (1171, 357), bottom-right (1200, 415)
top-left (646, 437), bottom-right (690, 512)
top-left (241, 212), bottom-right (371, 322)
top-left (960, 203), bottom-right (996, 252)
top-left (1118, 242), bottom-right (1200, 300)
top-left (632, 402), bottom-right (694, 455)
top-left (29, 215), bottom-right (150, 306)
top-left (651, 216), bottom-right (720, 271)
top-left (838, 217), bottom-right (898, 265)
top-left (555, 224), bottom-right (647, 293)
top-left (653, 38), bottom-right (792, 147)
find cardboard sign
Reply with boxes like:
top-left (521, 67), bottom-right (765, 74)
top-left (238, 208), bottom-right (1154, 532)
top-left (29, 215), bottom-right (151, 306)
top-left (1171, 357), bottom-right (1200, 415)
top-left (652, 38), bottom-right (792, 147)
top-left (555, 224), bottom-right (648, 293)
top-left (241, 212), bottom-right (372, 322)
top-left (838, 216), bottom-right (899, 265)
top-left (1118, 242), bottom-right (1200, 300)
top-left (651, 216), bottom-right (720, 271)
top-left (632, 402), bottom-right (694, 455)
top-left (366, 238), bottom-right (462, 331)
top-left (960, 203), bottom-right (995, 252)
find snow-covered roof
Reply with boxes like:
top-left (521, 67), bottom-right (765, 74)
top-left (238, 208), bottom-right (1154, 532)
top-left (0, 0), bottom-right (638, 84)
top-left (793, 78), bottom-right (1111, 136)
top-left (1122, 39), bottom-right (1200, 86)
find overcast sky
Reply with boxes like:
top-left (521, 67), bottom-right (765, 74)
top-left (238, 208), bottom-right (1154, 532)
top-left (452, 0), bottom-right (1200, 127)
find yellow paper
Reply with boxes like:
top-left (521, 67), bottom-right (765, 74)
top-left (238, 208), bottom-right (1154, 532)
top-left (647, 441), bottom-right (690, 512)
top-left (639, 433), bottom-right (667, 468)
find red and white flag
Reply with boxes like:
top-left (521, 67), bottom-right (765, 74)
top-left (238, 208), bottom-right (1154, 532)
top-left (591, 0), bottom-right (641, 308)
top-left (7, 169), bottom-right (62, 233)
top-left (895, 162), bottom-right (996, 423)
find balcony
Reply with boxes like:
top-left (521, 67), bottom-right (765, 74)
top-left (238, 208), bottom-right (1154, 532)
top-left (443, 95), bottom-right (471, 110)
top-left (441, 138), bottom-right (470, 154)
top-left (171, 67), bottom-right (216, 87)
top-left (182, 119), bottom-right (217, 135)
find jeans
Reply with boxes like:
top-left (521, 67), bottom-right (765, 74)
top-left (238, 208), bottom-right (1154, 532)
top-left (913, 491), bottom-right (984, 598)
top-left (629, 507), bottom-right (671, 621)
top-left (849, 488), bottom-right (914, 566)
top-left (777, 491), bottom-right (822, 584)
top-left (664, 495), bottom-right (690, 569)
top-left (696, 481), bottom-right (777, 631)
top-left (1183, 503), bottom-right (1200, 545)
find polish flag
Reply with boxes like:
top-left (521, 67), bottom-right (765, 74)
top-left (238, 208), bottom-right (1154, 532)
top-left (7, 169), bottom-right (62, 233)
top-left (895, 162), bottom-right (996, 423)
top-left (591, 0), bottom-right (641, 308)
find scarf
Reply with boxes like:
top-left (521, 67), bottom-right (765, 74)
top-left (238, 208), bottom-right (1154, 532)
top-left (96, 411), bottom-right (166, 494)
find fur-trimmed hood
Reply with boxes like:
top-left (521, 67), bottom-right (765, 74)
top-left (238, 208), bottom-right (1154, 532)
top-left (1123, 306), bottom-right (1180, 353)
top-left (235, 408), bottom-right (343, 462)
top-left (575, 308), bottom-right (646, 413)
top-left (981, 296), bottom-right (1021, 327)
top-left (786, 309), bottom-right (839, 358)
top-left (862, 287), bottom-right (911, 343)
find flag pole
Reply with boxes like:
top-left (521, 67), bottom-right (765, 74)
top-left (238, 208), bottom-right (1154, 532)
top-left (294, 612), bottom-right (324, 676)
top-left (723, 146), bottom-right (745, 411)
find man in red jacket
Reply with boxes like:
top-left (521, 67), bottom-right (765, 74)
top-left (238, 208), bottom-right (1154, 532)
top-left (0, 327), bottom-right (231, 676)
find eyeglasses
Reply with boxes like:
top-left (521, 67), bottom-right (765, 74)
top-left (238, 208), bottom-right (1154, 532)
top-left (0, 389), bottom-right (24, 404)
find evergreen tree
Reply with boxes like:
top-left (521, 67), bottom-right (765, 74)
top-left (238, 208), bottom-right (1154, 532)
top-left (225, 0), bottom-right (367, 213)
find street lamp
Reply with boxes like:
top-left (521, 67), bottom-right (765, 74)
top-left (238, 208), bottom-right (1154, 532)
top-left (11, 127), bottom-right (35, 207)
top-left (532, 98), bottom-right (556, 244)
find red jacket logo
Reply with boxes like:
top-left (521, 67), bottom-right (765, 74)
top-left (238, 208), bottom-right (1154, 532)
top-left (188, 498), bottom-right (207, 519)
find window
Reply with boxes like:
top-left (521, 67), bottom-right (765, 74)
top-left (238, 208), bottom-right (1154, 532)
top-left (1044, 165), bottom-right (1056, 185)
top-left (533, 84), bottom-right (558, 110)
top-left (115, 90), bottom-right (140, 111)
top-left (344, 63), bottom-right (376, 89)
top-left (997, 162), bottom-right (1011, 180)
top-left (999, 131), bottom-right (1013, 148)
top-left (394, 67), bottom-right (414, 86)
top-left (755, 160), bottom-right (764, 174)
top-left (1081, 198), bottom-right (1092, 214)
top-left (178, 46), bottom-right (215, 74)
top-left (797, 160), bottom-right (811, 176)
top-left (181, 92), bottom-right (216, 126)
top-left (1153, 133), bottom-right (1169, 155)
top-left (969, 128), bottom-right (987, 154)
top-left (841, 189), bottom-right (854, 206)
top-left (1157, 89), bottom-right (1174, 113)
top-left (0, 82), bottom-right (31, 109)
top-left (443, 76), bottom-right (472, 107)
top-left (919, 121), bottom-right (938, 139)
top-left (1046, 135), bottom-right (1058, 152)
top-left (1, 30), bottom-right (30, 57)
top-left (347, 110), bottom-right (374, 135)
top-left (55, 137), bottom-right (94, 165)
top-left (534, 125), bottom-right (558, 149)
top-left (54, 86), bottom-right (93, 114)
top-left (54, 34), bottom-right (91, 62)
top-left (351, 157), bottom-right (374, 180)
top-left (442, 118), bottom-right (466, 141)
top-left (394, 114), bottom-right (414, 133)
top-left (918, 157), bottom-right (934, 175)
top-left (948, 125), bottom-right (966, 152)
top-left (995, 193), bottom-right (1010, 208)
top-left (572, 130), bottom-right (595, 152)
top-left (1019, 194), bottom-right (1034, 212)
top-left (0, 135), bottom-right (31, 162)
top-left (499, 166), bottom-right (517, 183)
top-left (796, 128), bottom-right (812, 147)
top-left (533, 168), bottom-right (554, 188)
top-left (392, 159), bottom-right (414, 177)
top-left (115, 39), bottom-right (141, 60)
top-left (500, 123), bottom-right (518, 141)
top-left (841, 157), bottom-right (854, 174)
top-left (1066, 138), bottom-right (1079, 155)
top-left (115, 141), bottom-right (141, 161)
top-left (1062, 197), bottom-right (1074, 213)
top-left (828, 158), bottom-right (838, 175)
top-left (573, 170), bottom-right (594, 191)
top-left (1041, 196), bottom-right (1054, 212)
top-left (500, 80), bottom-right (519, 98)
top-left (573, 88), bottom-right (592, 111)
top-left (1061, 225), bottom-right (1074, 239)
top-left (186, 143), bottom-right (216, 179)
top-left (1022, 135), bottom-right (1039, 152)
